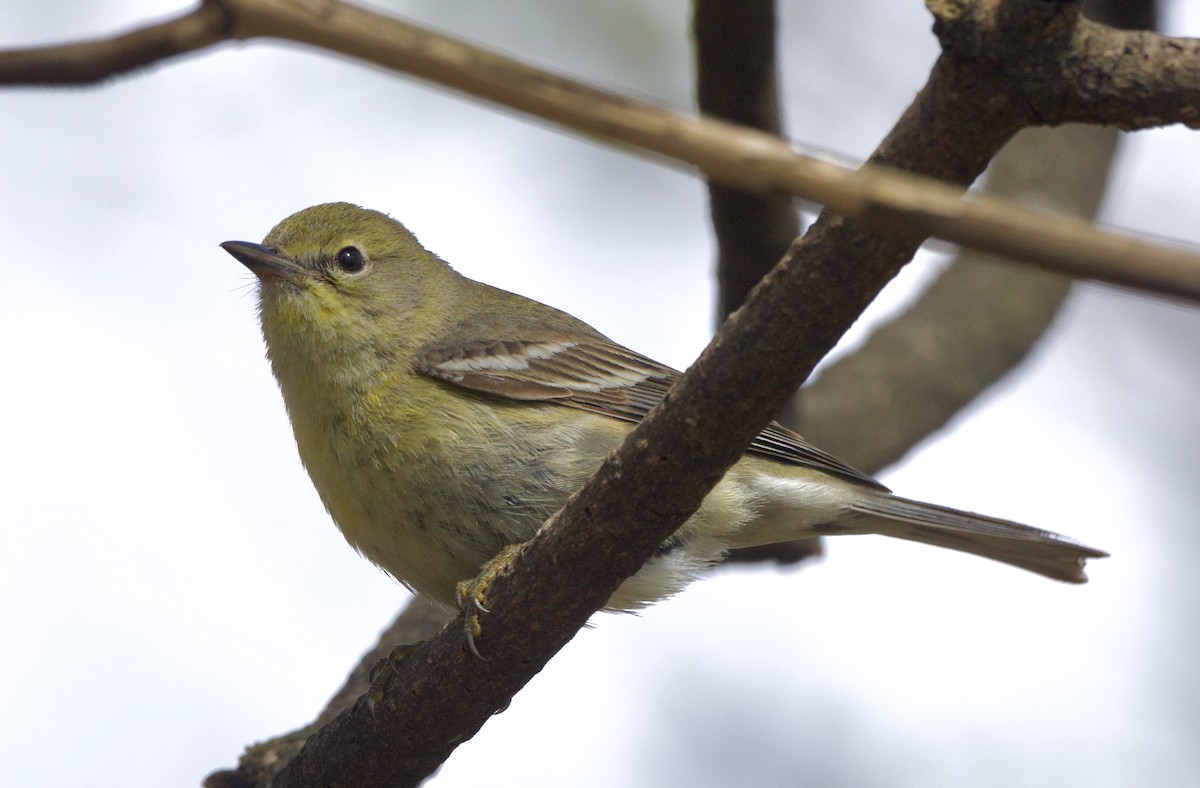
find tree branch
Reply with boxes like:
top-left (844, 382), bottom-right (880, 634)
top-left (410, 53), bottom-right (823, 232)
top-left (694, 0), bottom-right (802, 320)
top-left (257, 3), bottom-right (1150, 785)
top-left (792, 0), bottom-right (1152, 472)
top-left (207, 16), bottom-right (1145, 775)
top-left (693, 0), bottom-right (818, 566)
top-left (204, 598), bottom-right (449, 788)
top-left (9, 0), bottom-right (1181, 784)
top-left (2, 0), bottom-right (1199, 299)
top-left (0, 3), bottom-right (229, 82)
top-left (928, 0), bottom-right (1188, 128)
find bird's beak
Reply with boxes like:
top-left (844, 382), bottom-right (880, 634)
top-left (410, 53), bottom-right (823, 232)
top-left (220, 241), bottom-right (307, 285)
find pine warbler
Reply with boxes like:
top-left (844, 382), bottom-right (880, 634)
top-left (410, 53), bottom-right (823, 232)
top-left (222, 202), bottom-right (1105, 611)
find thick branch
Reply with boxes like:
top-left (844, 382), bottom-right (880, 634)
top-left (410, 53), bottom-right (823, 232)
top-left (204, 598), bottom-right (448, 788)
top-left (2, 0), bottom-right (1199, 299)
top-left (693, 0), bottom-right (817, 566)
top-left (793, 0), bottom-right (1148, 472)
top-left (929, 0), bottom-right (1191, 128)
top-left (5, 0), bottom-right (1178, 784)
top-left (213, 4), bottom-right (1142, 782)
top-left (266, 3), bottom-right (1141, 785)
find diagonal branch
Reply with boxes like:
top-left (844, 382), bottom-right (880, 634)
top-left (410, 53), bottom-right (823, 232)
top-left (258, 3), bottom-right (1147, 785)
top-left (204, 598), bottom-right (450, 788)
top-left (3, 0), bottom-right (1200, 299)
top-left (792, 0), bottom-right (1150, 471)
top-left (693, 0), bottom-right (819, 567)
top-left (8, 0), bottom-right (1179, 784)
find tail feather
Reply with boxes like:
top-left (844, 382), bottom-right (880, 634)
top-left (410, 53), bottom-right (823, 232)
top-left (849, 495), bottom-right (1108, 583)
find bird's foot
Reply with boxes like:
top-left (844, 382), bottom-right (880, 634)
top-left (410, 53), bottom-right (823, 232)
top-left (455, 543), bottom-right (524, 658)
top-left (366, 643), bottom-right (417, 718)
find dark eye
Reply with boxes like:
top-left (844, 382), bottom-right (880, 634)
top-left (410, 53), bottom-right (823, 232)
top-left (335, 246), bottom-right (366, 273)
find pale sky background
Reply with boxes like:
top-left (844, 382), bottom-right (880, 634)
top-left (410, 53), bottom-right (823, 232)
top-left (2, 2), bottom-right (1199, 786)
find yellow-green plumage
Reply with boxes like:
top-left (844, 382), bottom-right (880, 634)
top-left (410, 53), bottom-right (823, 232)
top-left (222, 202), bottom-right (1105, 611)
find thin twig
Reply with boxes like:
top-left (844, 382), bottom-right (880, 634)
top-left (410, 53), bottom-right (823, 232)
top-left (2, 0), bottom-right (1199, 299)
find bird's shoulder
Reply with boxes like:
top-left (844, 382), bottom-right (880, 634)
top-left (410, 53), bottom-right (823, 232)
top-left (419, 281), bottom-right (671, 414)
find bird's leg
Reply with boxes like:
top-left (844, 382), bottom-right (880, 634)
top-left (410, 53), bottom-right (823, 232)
top-left (455, 543), bottom-right (524, 658)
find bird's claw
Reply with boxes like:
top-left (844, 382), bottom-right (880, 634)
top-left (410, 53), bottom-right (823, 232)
top-left (365, 644), bottom-right (416, 718)
top-left (454, 543), bottom-right (523, 658)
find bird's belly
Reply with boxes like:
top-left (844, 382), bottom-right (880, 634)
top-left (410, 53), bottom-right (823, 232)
top-left (299, 406), bottom-right (622, 606)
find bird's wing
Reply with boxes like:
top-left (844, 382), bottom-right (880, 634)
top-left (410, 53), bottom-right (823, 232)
top-left (418, 335), bottom-right (886, 490)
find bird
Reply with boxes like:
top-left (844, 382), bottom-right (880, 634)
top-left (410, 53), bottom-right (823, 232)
top-left (222, 202), bottom-right (1106, 613)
